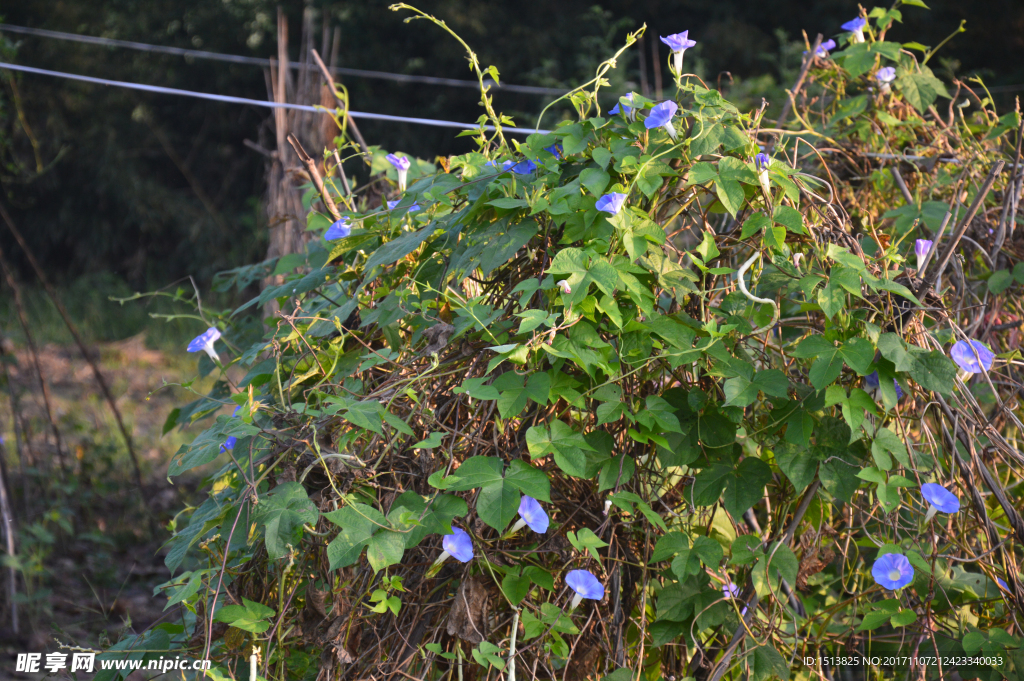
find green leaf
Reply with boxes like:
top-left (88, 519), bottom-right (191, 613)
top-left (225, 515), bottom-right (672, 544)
top-left (751, 644), bottom-right (789, 681)
top-left (325, 502), bottom-right (387, 569)
top-left (989, 270), bottom-right (1013, 294)
top-left (567, 527), bottom-right (609, 560)
top-left (493, 371), bottom-right (550, 418)
top-left (255, 482), bottom-right (319, 560)
top-left (891, 608), bottom-right (918, 627)
top-left (215, 598), bottom-right (276, 634)
top-left (476, 480), bottom-right (521, 531)
top-left (724, 457), bottom-right (773, 517)
top-left (872, 428), bottom-right (910, 468)
top-left (412, 432), bottom-right (445, 449)
top-left (909, 350), bottom-right (956, 395)
top-left (580, 167), bottom-right (612, 196)
top-left (817, 280), bottom-right (845, 319)
top-left (526, 421), bottom-right (594, 477)
top-left (366, 530), bottom-right (406, 572)
top-left (487, 197), bottom-right (529, 209)
top-left (857, 610), bottom-right (893, 631)
top-left (694, 231), bottom-right (720, 263)
top-left (740, 213), bottom-right (772, 239)
top-left (896, 67), bottom-right (951, 113)
top-left (775, 442), bottom-right (818, 491)
top-left (773, 205), bottom-right (806, 234)
top-left (502, 572), bottom-right (531, 604)
top-left (504, 459), bottom-right (551, 502)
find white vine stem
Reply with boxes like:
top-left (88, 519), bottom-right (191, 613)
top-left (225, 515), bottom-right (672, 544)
top-left (735, 251), bottom-right (779, 336)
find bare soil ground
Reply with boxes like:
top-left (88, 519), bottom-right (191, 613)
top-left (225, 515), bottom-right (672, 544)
top-left (0, 335), bottom-right (209, 679)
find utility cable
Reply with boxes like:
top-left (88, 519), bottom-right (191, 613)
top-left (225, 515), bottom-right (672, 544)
top-left (0, 23), bottom-right (566, 96)
top-left (0, 61), bottom-right (551, 134)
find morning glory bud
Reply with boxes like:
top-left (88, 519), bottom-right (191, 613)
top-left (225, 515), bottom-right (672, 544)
top-left (949, 340), bottom-right (995, 374)
top-left (566, 569), bottom-right (604, 609)
top-left (645, 101), bottom-right (679, 140)
top-left (871, 552), bottom-right (914, 590)
top-left (609, 93), bottom-right (636, 121)
top-left (556, 279), bottom-right (572, 295)
top-left (187, 327), bottom-right (222, 362)
top-left (914, 239), bottom-right (932, 270)
top-left (386, 153), bottom-right (411, 192)
top-left (660, 31), bottom-right (697, 75)
top-left (755, 153), bottom-right (771, 195)
top-left (920, 483), bottom-right (960, 522)
top-left (220, 436), bottom-right (237, 453)
top-left (841, 17), bottom-right (867, 43)
top-left (876, 66), bottom-right (897, 93)
top-left (722, 582), bottom-right (741, 598)
top-left (509, 496), bottom-right (549, 534)
top-left (595, 192), bottom-right (628, 215)
top-left (427, 527), bottom-right (474, 575)
top-left (325, 218), bottom-right (351, 241)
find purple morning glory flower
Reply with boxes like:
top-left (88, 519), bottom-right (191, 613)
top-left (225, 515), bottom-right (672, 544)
top-left (722, 582), bottom-right (741, 598)
top-left (754, 153), bottom-right (771, 172)
top-left (872, 552), bottom-right (914, 590)
top-left (877, 67), bottom-right (897, 84)
top-left (220, 436), bottom-right (237, 453)
top-left (187, 327), bottom-right (222, 362)
top-left (997, 577), bottom-right (1008, 590)
top-left (645, 101), bottom-right (679, 140)
top-left (816, 39), bottom-right (837, 56)
top-left (660, 31), bottom-right (696, 74)
top-left (232, 405), bottom-right (241, 417)
top-left (609, 93), bottom-right (636, 120)
top-left (516, 496), bottom-right (549, 534)
top-left (914, 239), bottom-right (932, 269)
top-left (386, 153), bottom-right (411, 191)
top-left (921, 483), bottom-right (960, 514)
top-left (842, 17), bottom-right (867, 42)
top-left (442, 528), bottom-right (474, 563)
top-left (950, 340), bottom-right (995, 374)
top-left (595, 192), bottom-right (628, 215)
top-left (544, 144), bottom-right (563, 159)
top-left (486, 160), bottom-right (517, 173)
top-left (566, 569), bottom-right (604, 608)
top-left (325, 218), bottom-right (351, 241)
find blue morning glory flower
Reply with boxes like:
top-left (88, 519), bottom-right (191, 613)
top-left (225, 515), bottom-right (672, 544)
top-left (566, 569), bottom-right (604, 608)
top-left (872, 552), bottom-right (914, 590)
top-left (950, 340), bottom-right (995, 374)
top-left (511, 159), bottom-right (538, 175)
top-left (915, 239), bottom-right (932, 269)
top-left (187, 327), bottom-right (222, 362)
top-left (595, 192), bottom-right (628, 215)
top-left (877, 67), bottom-right (897, 84)
top-left (220, 436), bottom-right (237, 453)
top-left (387, 200), bottom-right (421, 213)
top-left (441, 527), bottom-right (474, 563)
top-left (755, 153), bottom-right (771, 172)
top-left (544, 144), bottom-right (563, 159)
top-left (997, 577), bottom-right (1008, 590)
top-left (516, 496), bottom-right (549, 533)
top-left (645, 101), bottom-right (679, 140)
top-left (232, 405), bottom-right (241, 417)
top-left (722, 582), bottom-right (741, 598)
top-left (386, 153), bottom-right (411, 192)
top-left (842, 17), bottom-right (867, 43)
top-left (660, 31), bottom-right (696, 74)
top-left (609, 93), bottom-right (636, 120)
top-left (816, 39), bottom-right (837, 56)
top-left (921, 483), bottom-right (960, 514)
top-left (864, 371), bottom-right (903, 399)
top-left (325, 218), bottom-right (351, 241)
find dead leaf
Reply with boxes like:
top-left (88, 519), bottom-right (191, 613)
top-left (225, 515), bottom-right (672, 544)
top-left (422, 322), bottom-right (455, 356)
top-left (446, 575), bottom-right (490, 644)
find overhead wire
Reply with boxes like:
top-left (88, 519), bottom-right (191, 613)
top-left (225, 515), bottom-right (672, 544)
top-left (0, 61), bottom-right (552, 134)
top-left (0, 23), bottom-right (566, 96)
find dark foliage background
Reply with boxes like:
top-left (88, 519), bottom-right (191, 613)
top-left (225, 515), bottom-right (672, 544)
top-left (1, 0), bottom-right (1022, 299)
